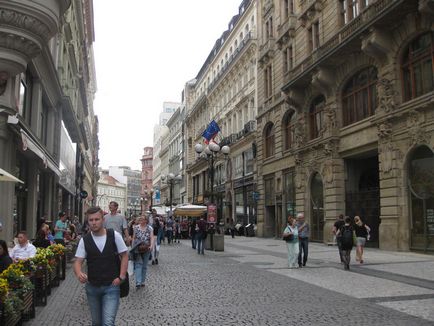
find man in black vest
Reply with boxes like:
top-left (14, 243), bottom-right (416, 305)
top-left (74, 206), bottom-right (128, 326)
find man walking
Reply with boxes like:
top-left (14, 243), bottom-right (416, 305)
top-left (104, 201), bottom-right (130, 245)
top-left (74, 206), bottom-right (128, 326)
top-left (297, 213), bottom-right (309, 267)
top-left (332, 214), bottom-right (345, 263)
top-left (54, 211), bottom-right (68, 244)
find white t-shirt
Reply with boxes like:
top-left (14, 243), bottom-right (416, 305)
top-left (75, 230), bottom-right (128, 259)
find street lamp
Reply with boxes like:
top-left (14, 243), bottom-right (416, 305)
top-left (161, 173), bottom-right (182, 216)
top-left (195, 141), bottom-right (230, 250)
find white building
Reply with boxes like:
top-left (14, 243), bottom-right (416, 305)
top-left (109, 166), bottom-right (142, 217)
top-left (97, 171), bottom-right (127, 215)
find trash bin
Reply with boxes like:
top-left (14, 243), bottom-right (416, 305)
top-left (245, 224), bottom-right (255, 237)
top-left (213, 234), bottom-right (224, 251)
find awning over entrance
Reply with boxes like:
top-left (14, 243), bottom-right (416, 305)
top-left (20, 129), bottom-right (61, 177)
top-left (0, 167), bottom-right (24, 183)
top-left (174, 204), bottom-right (207, 217)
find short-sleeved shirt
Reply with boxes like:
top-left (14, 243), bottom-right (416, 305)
top-left (54, 220), bottom-right (67, 239)
top-left (75, 230), bottom-right (127, 258)
top-left (334, 220), bottom-right (345, 237)
top-left (134, 225), bottom-right (153, 246)
top-left (103, 213), bottom-right (127, 235)
top-left (11, 242), bottom-right (37, 260)
top-left (354, 224), bottom-right (368, 238)
top-left (297, 222), bottom-right (309, 238)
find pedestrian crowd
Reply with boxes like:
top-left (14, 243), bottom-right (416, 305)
top-left (283, 212), bottom-right (370, 271)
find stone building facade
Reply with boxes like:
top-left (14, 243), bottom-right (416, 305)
top-left (0, 0), bottom-right (98, 241)
top-left (255, 0), bottom-right (434, 251)
top-left (184, 0), bottom-right (258, 226)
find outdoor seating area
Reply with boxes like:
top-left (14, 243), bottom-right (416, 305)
top-left (0, 244), bottom-right (68, 326)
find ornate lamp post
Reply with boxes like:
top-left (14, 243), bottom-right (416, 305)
top-left (161, 173), bottom-right (182, 216)
top-left (195, 142), bottom-right (230, 249)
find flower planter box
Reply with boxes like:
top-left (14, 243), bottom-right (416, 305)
top-left (56, 254), bottom-right (66, 280)
top-left (20, 290), bottom-right (35, 321)
top-left (0, 305), bottom-right (21, 326)
top-left (34, 268), bottom-right (49, 306)
top-left (49, 265), bottom-right (59, 288)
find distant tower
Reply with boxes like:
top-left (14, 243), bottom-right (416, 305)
top-left (141, 147), bottom-right (154, 211)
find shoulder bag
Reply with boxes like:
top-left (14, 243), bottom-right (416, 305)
top-left (109, 229), bottom-right (129, 298)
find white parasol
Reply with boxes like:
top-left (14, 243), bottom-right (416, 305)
top-left (0, 168), bottom-right (24, 183)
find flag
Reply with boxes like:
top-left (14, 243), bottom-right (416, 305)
top-left (202, 120), bottom-right (220, 144)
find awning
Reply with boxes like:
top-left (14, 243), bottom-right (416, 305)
top-left (0, 168), bottom-right (24, 183)
top-left (174, 204), bottom-right (207, 217)
top-left (21, 129), bottom-right (61, 176)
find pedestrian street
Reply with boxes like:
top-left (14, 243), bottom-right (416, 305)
top-left (26, 237), bottom-right (434, 325)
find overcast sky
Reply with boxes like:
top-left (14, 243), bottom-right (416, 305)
top-left (93, 0), bottom-right (241, 170)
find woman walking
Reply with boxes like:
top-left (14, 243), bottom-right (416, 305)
top-left (151, 217), bottom-right (163, 265)
top-left (283, 216), bottom-right (299, 269)
top-left (354, 216), bottom-right (370, 264)
top-left (131, 215), bottom-right (154, 289)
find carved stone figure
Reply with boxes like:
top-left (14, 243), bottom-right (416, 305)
top-left (377, 78), bottom-right (397, 113)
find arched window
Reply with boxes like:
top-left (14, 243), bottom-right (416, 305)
top-left (342, 66), bottom-right (378, 126)
top-left (264, 123), bottom-right (275, 158)
top-left (402, 32), bottom-right (434, 102)
top-left (283, 110), bottom-right (296, 150)
top-left (309, 95), bottom-right (325, 139)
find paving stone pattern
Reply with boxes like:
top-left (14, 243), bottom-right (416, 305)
top-left (26, 240), bottom-right (434, 326)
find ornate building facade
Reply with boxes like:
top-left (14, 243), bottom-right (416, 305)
top-left (185, 0), bottom-right (258, 225)
top-left (255, 0), bottom-right (434, 251)
top-left (0, 0), bottom-right (98, 241)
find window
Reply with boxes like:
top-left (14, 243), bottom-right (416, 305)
top-left (41, 99), bottom-right (49, 145)
top-left (308, 21), bottom-right (320, 53)
top-left (341, 0), bottom-right (370, 24)
top-left (264, 65), bottom-right (273, 98)
top-left (402, 32), bottom-right (434, 102)
top-left (283, 110), bottom-right (296, 150)
top-left (244, 148), bottom-right (254, 175)
top-left (283, 0), bottom-right (294, 18)
top-left (265, 16), bottom-right (274, 39)
top-left (309, 95), bottom-right (325, 139)
top-left (283, 46), bottom-right (293, 73)
top-left (283, 170), bottom-right (296, 217)
top-left (264, 123), bottom-right (275, 158)
top-left (18, 69), bottom-right (33, 125)
top-left (342, 66), bottom-right (378, 125)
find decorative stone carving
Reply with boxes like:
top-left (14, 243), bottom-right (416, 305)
top-left (294, 115), bottom-right (305, 147)
top-left (418, 0), bottom-right (434, 16)
top-left (361, 28), bottom-right (392, 63)
top-left (407, 109), bottom-right (428, 146)
top-left (311, 67), bottom-right (333, 95)
top-left (323, 140), bottom-right (338, 157)
top-left (377, 121), bottom-right (392, 139)
top-left (295, 153), bottom-right (302, 166)
top-left (377, 78), bottom-right (397, 113)
top-left (322, 160), bottom-right (333, 184)
top-left (379, 141), bottom-right (394, 174)
top-left (324, 105), bottom-right (337, 132)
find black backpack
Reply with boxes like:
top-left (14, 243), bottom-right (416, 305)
top-left (341, 226), bottom-right (353, 249)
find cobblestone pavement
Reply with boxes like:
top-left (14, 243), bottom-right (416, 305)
top-left (26, 237), bottom-right (434, 326)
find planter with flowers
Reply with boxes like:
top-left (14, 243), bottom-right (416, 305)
top-left (31, 248), bottom-right (55, 303)
top-left (48, 244), bottom-right (66, 280)
top-left (0, 264), bottom-right (35, 325)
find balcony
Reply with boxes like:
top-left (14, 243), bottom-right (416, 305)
top-left (276, 16), bottom-right (297, 49)
top-left (258, 38), bottom-right (275, 66)
top-left (283, 0), bottom-right (406, 91)
top-left (0, 0), bottom-right (71, 75)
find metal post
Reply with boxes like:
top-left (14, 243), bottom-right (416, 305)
top-left (169, 182), bottom-right (173, 215)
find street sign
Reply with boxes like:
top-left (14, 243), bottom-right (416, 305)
top-left (207, 204), bottom-right (217, 223)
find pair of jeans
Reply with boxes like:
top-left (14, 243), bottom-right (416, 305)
top-left (196, 233), bottom-right (204, 254)
top-left (134, 251), bottom-right (151, 285)
top-left (298, 237), bottom-right (309, 266)
top-left (166, 230), bottom-right (173, 243)
top-left (336, 237), bottom-right (344, 262)
top-left (85, 283), bottom-right (120, 326)
top-left (191, 233), bottom-right (197, 249)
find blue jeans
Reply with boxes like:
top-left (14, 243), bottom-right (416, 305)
top-left (134, 252), bottom-right (150, 285)
top-left (298, 237), bottom-right (309, 266)
top-left (85, 283), bottom-right (120, 326)
top-left (191, 234), bottom-right (197, 249)
top-left (196, 233), bottom-right (204, 254)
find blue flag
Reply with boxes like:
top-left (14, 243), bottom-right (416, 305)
top-left (202, 120), bottom-right (220, 144)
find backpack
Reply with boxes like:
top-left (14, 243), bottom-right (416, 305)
top-left (341, 226), bottom-right (353, 249)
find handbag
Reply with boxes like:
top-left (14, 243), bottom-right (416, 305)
top-left (137, 243), bottom-right (150, 253)
top-left (282, 233), bottom-right (294, 242)
top-left (120, 273), bottom-right (129, 298)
